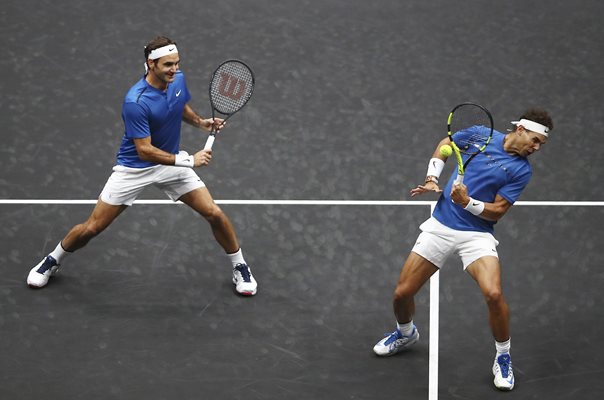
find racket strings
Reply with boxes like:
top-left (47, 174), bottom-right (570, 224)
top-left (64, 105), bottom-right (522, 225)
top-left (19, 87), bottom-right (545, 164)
top-left (455, 131), bottom-right (491, 153)
top-left (210, 62), bottom-right (254, 115)
top-left (450, 105), bottom-right (493, 155)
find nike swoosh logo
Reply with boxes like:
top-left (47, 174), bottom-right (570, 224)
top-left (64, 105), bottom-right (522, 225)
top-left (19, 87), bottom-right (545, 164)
top-left (472, 202), bottom-right (480, 206)
top-left (176, 90), bottom-right (181, 97)
top-left (168, 47), bottom-right (175, 51)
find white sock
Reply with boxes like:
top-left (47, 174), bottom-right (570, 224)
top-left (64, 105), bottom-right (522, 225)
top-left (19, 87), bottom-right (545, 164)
top-left (49, 242), bottom-right (71, 264)
top-left (397, 320), bottom-right (415, 336)
top-left (495, 338), bottom-right (511, 356)
top-left (227, 248), bottom-right (246, 268)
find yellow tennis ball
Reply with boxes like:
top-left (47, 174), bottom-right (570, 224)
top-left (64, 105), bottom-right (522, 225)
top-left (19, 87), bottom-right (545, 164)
top-left (440, 144), bottom-right (453, 157)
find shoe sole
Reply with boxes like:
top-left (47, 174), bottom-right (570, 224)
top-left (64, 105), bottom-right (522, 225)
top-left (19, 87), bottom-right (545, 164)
top-left (374, 335), bottom-right (419, 356)
top-left (27, 282), bottom-right (45, 289)
top-left (494, 382), bottom-right (514, 391)
top-left (233, 283), bottom-right (257, 296)
top-left (232, 276), bottom-right (257, 296)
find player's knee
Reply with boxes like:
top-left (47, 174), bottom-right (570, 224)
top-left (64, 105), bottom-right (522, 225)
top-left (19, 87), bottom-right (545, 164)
top-left (393, 284), bottom-right (414, 302)
top-left (484, 288), bottom-right (504, 307)
top-left (81, 220), bottom-right (106, 238)
top-left (203, 204), bottom-right (225, 224)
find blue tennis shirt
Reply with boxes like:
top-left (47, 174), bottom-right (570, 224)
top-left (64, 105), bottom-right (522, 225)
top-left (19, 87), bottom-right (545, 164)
top-left (116, 71), bottom-right (191, 168)
top-left (432, 129), bottom-right (532, 233)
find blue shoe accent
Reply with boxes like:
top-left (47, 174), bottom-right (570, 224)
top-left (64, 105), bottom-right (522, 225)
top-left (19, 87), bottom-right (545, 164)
top-left (383, 329), bottom-right (403, 345)
top-left (497, 354), bottom-right (512, 378)
top-left (36, 256), bottom-right (58, 274)
top-left (493, 353), bottom-right (515, 390)
top-left (234, 263), bottom-right (251, 282)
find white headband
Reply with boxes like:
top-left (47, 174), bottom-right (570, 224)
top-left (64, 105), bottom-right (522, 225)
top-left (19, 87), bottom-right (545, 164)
top-left (144, 44), bottom-right (178, 73)
top-left (148, 44), bottom-right (178, 60)
top-left (511, 118), bottom-right (549, 137)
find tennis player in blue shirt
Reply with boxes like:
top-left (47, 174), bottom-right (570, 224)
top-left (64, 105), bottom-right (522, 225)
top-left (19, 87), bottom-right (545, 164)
top-left (373, 108), bottom-right (553, 391)
top-left (27, 36), bottom-right (257, 296)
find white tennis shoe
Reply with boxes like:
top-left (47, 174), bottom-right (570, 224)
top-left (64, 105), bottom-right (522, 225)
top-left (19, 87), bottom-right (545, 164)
top-left (232, 263), bottom-right (257, 296)
top-left (493, 353), bottom-right (515, 391)
top-left (27, 256), bottom-right (60, 288)
top-left (373, 325), bottom-right (420, 356)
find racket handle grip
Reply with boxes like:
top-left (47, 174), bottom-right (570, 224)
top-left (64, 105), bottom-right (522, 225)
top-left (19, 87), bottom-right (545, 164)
top-left (204, 134), bottom-right (215, 151)
top-left (454, 174), bottom-right (464, 185)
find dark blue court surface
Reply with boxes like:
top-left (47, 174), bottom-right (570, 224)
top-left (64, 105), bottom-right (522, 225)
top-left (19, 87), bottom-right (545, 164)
top-left (1, 1), bottom-right (603, 399)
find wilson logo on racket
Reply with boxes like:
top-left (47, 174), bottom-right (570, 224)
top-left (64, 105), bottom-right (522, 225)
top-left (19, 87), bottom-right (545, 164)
top-left (217, 72), bottom-right (246, 101)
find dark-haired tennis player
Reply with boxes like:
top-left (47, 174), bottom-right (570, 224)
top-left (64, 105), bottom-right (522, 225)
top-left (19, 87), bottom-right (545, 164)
top-left (27, 36), bottom-right (257, 296)
top-left (373, 108), bottom-right (553, 390)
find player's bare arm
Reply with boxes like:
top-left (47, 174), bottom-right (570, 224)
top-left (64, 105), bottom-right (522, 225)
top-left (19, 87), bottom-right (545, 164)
top-left (133, 136), bottom-right (211, 168)
top-left (182, 104), bottom-right (224, 132)
top-left (410, 138), bottom-right (451, 197)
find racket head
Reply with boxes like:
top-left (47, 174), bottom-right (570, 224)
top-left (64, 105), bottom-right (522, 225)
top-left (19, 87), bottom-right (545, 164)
top-left (447, 102), bottom-right (494, 155)
top-left (447, 102), bottom-right (494, 183)
top-left (209, 59), bottom-right (255, 117)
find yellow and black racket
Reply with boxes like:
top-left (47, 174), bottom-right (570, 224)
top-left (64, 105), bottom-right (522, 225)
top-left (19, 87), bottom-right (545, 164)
top-left (447, 102), bottom-right (494, 184)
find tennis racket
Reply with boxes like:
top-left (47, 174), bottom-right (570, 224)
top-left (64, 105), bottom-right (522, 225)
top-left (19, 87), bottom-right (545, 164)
top-left (203, 60), bottom-right (255, 150)
top-left (447, 102), bottom-right (494, 184)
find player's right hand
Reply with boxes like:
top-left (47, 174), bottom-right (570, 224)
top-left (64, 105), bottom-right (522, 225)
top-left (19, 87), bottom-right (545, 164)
top-left (199, 118), bottom-right (226, 132)
top-left (450, 183), bottom-right (469, 206)
top-left (193, 149), bottom-right (212, 167)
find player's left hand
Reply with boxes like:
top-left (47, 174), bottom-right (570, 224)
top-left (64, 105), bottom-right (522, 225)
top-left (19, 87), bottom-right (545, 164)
top-left (410, 181), bottom-right (442, 197)
top-left (199, 118), bottom-right (225, 132)
top-left (450, 183), bottom-right (470, 206)
top-left (193, 149), bottom-right (212, 167)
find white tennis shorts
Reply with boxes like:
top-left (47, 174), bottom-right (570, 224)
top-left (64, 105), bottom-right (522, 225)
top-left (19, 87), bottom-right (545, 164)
top-left (411, 216), bottom-right (499, 270)
top-left (99, 164), bottom-right (205, 206)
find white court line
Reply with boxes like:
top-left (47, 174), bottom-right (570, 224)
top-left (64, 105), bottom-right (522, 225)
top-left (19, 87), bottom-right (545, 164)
top-left (0, 199), bottom-right (436, 205)
top-left (2, 198), bottom-right (602, 400)
top-left (428, 203), bottom-right (439, 400)
top-left (0, 199), bottom-right (602, 206)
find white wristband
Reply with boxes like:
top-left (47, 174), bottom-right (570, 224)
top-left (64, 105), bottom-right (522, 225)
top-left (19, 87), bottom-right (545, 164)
top-left (464, 197), bottom-right (485, 216)
top-left (426, 158), bottom-right (445, 180)
top-left (174, 150), bottom-right (194, 168)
